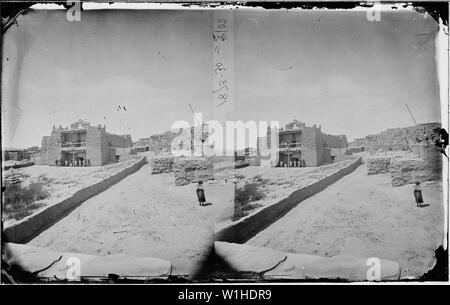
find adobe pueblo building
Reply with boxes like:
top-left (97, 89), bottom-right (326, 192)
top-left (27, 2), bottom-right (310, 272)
top-left (258, 120), bottom-right (349, 167)
top-left (38, 119), bottom-right (133, 166)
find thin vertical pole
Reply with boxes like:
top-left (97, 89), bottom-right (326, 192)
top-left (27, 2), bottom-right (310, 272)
top-left (405, 103), bottom-right (418, 125)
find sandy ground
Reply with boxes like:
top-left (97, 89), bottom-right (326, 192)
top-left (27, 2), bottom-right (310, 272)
top-left (214, 158), bottom-right (358, 222)
top-left (28, 162), bottom-right (234, 277)
top-left (3, 157), bottom-right (142, 224)
top-left (247, 163), bottom-right (444, 278)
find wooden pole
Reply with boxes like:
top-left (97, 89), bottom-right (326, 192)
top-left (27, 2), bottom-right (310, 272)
top-left (405, 103), bottom-right (418, 125)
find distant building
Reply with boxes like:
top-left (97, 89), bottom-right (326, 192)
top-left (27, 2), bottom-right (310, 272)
top-left (38, 119), bottom-right (133, 166)
top-left (2, 149), bottom-right (33, 161)
top-left (258, 120), bottom-right (348, 167)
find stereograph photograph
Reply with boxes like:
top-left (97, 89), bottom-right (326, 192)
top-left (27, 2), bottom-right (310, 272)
top-left (1, 1), bottom-right (448, 286)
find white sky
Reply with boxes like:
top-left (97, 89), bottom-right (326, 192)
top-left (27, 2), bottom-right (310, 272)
top-left (1, 8), bottom-right (443, 148)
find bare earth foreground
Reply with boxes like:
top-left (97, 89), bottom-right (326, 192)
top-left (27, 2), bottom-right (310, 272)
top-left (28, 163), bottom-right (234, 277)
top-left (247, 164), bottom-right (444, 278)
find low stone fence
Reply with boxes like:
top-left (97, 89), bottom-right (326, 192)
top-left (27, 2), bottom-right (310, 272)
top-left (3, 157), bottom-right (147, 244)
top-left (3, 161), bottom-right (35, 171)
top-left (150, 155), bottom-right (174, 174)
top-left (215, 157), bottom-right (362, 243)
top-left (173, 156), bottom-right (214, 186)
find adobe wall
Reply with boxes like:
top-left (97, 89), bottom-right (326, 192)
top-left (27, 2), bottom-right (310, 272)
top-left (3, 157), bottom-right (147, 243)
top-left (109, 147), bottom-right (117, 162)
top-left (107, 133), bottom-right (133, 148)
top-left (86, 126), bottom-right (105, 165)
top-left (215, 157), bottom-right (363, 243)
top-left (38, 133), bottom-right (61, 165)
top-left (315, 128), bottom-right (326, 164)
top-left (330, 148), bottom-right (352, 163)
top-left (321, 147), bottom-right (332, 164)
top-left (115, 147), bottom-right (134, 161)
top-left (101, 128), bottom-right (111, 165)
top-left (301, 127), bottom-right (320, 166)
top-left (322, 133), bottom-right (349, 148)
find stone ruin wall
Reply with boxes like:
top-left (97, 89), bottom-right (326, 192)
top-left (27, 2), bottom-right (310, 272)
top-left (367, 156), bottom-right (395, 175)
top-left (361, 123), bottom-right (441, 152)
top-left (173, 157), bottom-right (214, 186)
top-left (146, 131), bottom-right (180, 155)
top-left (142, 126), bottom-right (211, 157)
top-left (390, 144), bottom-right (442, 187)
top-left (150, 156), bottom-right (175, 174)
top-left (366, 144), bottom-right (442, 186)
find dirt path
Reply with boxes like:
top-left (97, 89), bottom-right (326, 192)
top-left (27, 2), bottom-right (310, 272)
top-left (28, 163), bottom-right (234, 277)
top-left (247, 164), bottom-right (444, 278)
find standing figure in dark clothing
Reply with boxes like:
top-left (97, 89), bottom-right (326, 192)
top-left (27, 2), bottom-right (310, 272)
top-left (413, 181), bottom-right (424, 207)
top-left (196, 181), bottom-right (206, 206)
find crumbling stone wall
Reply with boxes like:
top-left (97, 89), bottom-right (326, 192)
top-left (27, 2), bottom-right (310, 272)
top-left (147, 131), bottom-right (180, 154)
top-left (173, 157), bottom-right (214, 186)
top-left (390, 158), bottom-right (428, 187)
top-left (390, 144), bottom-right (442, 186)
top-left (150, 156), bottom-right (174, 174)
top-left (363, 123), bottom-right (440, 152)
top-left (367, 156), bottom-right (395, 175)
